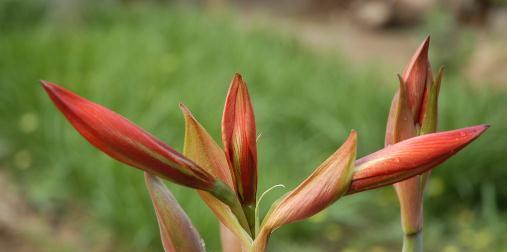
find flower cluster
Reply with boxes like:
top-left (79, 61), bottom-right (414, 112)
top-left (42, 38), bottom-right (488, 252)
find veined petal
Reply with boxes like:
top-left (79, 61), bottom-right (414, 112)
top-left (41, 81), bottom-right (215, 190)
top-left (402, 36), bottom-right (431, 120)
top-left (347, 125), bottom-right (489, 194)
top-left (385, 75), bottom-right (417, 146)
top-left (222, 73), bottom-right (258, 206)
top-left (181, 103), bottom-right (234, 188)
top-left (180, 104), bottom-right (253, 242)
top-left (262, 131), bottom-right (356, 231)
top-left (144, 173), bottom-right (205, 252)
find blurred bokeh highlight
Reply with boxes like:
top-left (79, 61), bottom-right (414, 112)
top-left (1, 0), bottom-right (506, 251)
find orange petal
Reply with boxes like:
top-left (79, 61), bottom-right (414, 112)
top-left (385, 75), bottom-right (417, 146)
top-left (41, 81), bottom-right (215, 190)
top-left (181, 104), bottom-right (234, 188)
top-left (222, 73), bottom-right (258, 205)
top-left (144, 173), bottom-right (205, 252)
top-left (262, 131), bottom-right (356, 230)
top-left (347, 125), bottom-right (489, 194)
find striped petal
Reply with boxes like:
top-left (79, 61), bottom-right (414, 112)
top-left (401, 36), bottom-right (432, 120)
top-left (181, 103), bottom-right (234, 188)
top-left (222, 73), bottom-right (258, 206)
top-left (385, 75), bottom-right (417, 146)
top-left (253, 132), bottom-right (357, 251)
top-left (144, 173), bottom-right (205, 252)
top-left (347, 125), bottom-right (489, 194)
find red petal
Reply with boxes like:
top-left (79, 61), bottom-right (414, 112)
top-left (402, 36), bottom-right (431, 121)
top-left (41, 81), bottom-right (215, 190)
top-left (347, 125), bottom-right (489, 194)
top-left (221, 73), bottom-right (258, 205)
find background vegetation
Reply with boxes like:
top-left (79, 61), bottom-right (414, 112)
top-left (0, 1), bottom-right (506, 251)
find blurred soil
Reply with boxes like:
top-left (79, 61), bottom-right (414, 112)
top-left (0, 171), bottom-right (115, 252)
top-left (239, 4), bottom-right (507, 87)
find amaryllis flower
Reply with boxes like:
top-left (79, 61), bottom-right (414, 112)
top-left (42, 72), bottom-right (488, 252)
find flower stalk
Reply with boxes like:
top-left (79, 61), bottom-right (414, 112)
top-left (385, 36), bottom-right (444, 251)
top-left (403, 232), bottom-right (423, 252)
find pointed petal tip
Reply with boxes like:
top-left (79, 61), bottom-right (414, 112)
top-left (423, 35), bottom-right (430, 47)
top-left (39, 80), bottom-right (49, 86)
top-left (348, 130), bottom-right (357, 142)
top-left (231, 73), bottom-right (244, 87)
top-left (40, 80), bottom-right (56, 92)
top-left (40, 81), bottom-right (68, 99)
top-left (470, 124), bottom-right (490, 135)
top-left (179, 103), bottom-right (191, 114)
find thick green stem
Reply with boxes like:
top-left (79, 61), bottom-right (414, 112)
top-left (212, 181), bottom-right (252, 236)
top-left (402, 231), bottom-right (423, 252)
top-left (243, 204), bottom-right (256, 235)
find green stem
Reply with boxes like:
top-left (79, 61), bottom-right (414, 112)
top-left (402, 231), bottom-right (423, 252)
top-left (212, 181), bottom-right (252, 236)
top-left (243, 204), bottom-right (256, 235)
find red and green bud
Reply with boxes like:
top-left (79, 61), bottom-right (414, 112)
top-left (222, 74), bottom-right (258, 206)
top-left (181, 104), bottom-right (253, 241)
top-left (385, 37), bottom-right (439, 240)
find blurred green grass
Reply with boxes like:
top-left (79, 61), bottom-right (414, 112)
top-left (1, 2), bottom-right (506, 251)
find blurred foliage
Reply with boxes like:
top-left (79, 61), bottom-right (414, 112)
top-left (0, 1), bottom-right (506, 251)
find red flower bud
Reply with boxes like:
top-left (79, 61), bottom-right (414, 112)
top-left (222, 73), bottom-right (258, 206)
top-left (41, 81), bottom-right (216, 191)
top-left (348, 125), bottom-right (488, 194)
